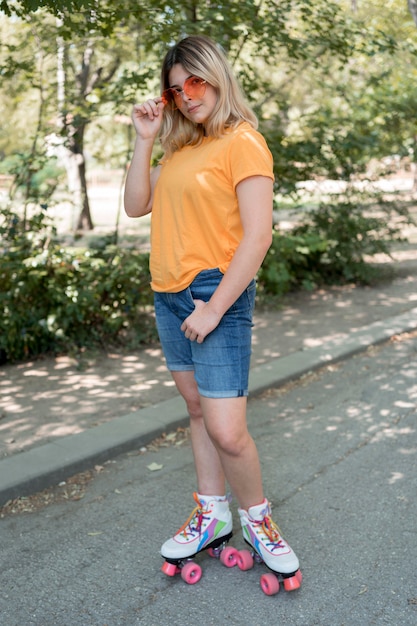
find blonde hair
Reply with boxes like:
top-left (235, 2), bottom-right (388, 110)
top-left (159, 35), bottom-right (257, 158)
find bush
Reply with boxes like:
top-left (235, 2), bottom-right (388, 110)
top-left (258, 195), bottom-right (413, 299)
top-left (0, 205), bottom-right (155, 363)
top-left (292, 197), bottom-right (409, 283)
top-left (1, 191), bottom-right (413, 363)
top-left (257, 230), bottom-right (329, 296)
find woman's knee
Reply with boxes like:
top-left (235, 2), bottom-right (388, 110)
top-left (186, 395), bottom-right (203, 420)
top-left (200, 396), bottom-right (252, 457)
top-left (171, 370), bottom-right (202, 420)
top-left (206, 422), bottom-right (252, 458)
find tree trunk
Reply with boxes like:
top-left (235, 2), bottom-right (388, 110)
top-left (56, 27), bottom-right (94, 231)
top-left (76, 156), bottom-right (94, 230)
top-left (409, 0), bottom-right (417, 27)
top-left (412, 135), bottom-right (417, 193)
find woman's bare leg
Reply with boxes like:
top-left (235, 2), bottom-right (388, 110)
top-left (171, 372), bottom-right (264, 509)
top-left (171, 370), bottom-right (226, 496)
top-left (200, 395), bottom-right (264, 511)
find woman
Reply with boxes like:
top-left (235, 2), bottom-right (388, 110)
top-left (124, 35), bottom-right (300, 584)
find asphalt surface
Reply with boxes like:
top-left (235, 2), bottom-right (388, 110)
top-left (1, 268), bottom-right (417, 507)
top-left (1, 323), bottom-right (416, 625)
top-left (1, 251), bottom-right (417, 625)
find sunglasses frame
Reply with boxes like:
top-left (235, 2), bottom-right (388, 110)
top-left (162, 76), bottom-right (207, 108)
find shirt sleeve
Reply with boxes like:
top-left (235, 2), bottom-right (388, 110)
top-left (228, 126), bottom-right (275, 189)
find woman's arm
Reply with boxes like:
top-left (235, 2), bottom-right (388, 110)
top-left (124, 98), bottom-right (165, 217)
top-left (181, 175), bottom-right (273, 343)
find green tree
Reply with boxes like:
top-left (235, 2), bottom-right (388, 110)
top-left (1, 0), bottom-right (416, 362)
top-left (1, 0), bottom-right (415, 230)
top-left (1, 0), bottom-right (374, 229)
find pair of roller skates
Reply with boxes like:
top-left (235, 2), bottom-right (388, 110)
top-left (160, 493), bottom-right (302, 596)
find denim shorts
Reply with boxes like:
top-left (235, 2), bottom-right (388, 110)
top-left (153, 269), bottom-right (256, 398)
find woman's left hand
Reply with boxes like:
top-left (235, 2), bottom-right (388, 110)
top-left (181, 300), bottom-right (221, 344)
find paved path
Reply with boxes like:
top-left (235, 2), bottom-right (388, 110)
top-left (4, 251), bottom-right (417, 461)
top-left (1, 318), bottom-right (416, 625)
top-left (0, 249), bottom-right (416, 505)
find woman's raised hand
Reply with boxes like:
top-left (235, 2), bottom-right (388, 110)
top-left (131, 97), bottom-right (165, 140)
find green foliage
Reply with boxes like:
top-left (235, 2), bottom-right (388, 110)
top-left (1, 190), bottom-right (413, 363)
top-left (1, 0), bottom-right (416, 362)
top-left (258, 194), bottom-right (413, 300)
top-left (292, 197), bottom-right (409, 284)
top-left (1, 0), bottom-right (411, 222)
top-left (0, 205), bottom-right (155, 363)
top-left (0, 152), bottom-right (64, 206)
top-left (257, 231), bottom-right (329, 297)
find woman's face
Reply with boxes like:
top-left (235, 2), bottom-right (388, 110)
top-left (167, 63), bottom-right (217, 126)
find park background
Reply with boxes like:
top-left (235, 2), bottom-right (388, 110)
top-left (1, 0), bottom-right (417, 363)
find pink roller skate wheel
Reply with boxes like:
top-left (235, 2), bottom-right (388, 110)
top-left (236, 549), bottom-right (254, 571)
top-left (181, 561), bottom-right (202, 584)
top-left (260, 573), bottom-right (280, 596)
top-left (283, 570), bottom-right (302, 591)
top-left (161, 561), bottom-right (179, 577)
top-left (219, 546), bottom-right (238, 567)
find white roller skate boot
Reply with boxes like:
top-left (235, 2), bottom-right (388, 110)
top-left (238, 498), bottom-right (301, 593)
top-left (161, 492), bottom-right (233, 561)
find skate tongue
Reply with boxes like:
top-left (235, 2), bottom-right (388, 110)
top-left (247, 498), bottom-right (270, 522)
top-left (196, 493), bottom-right (228, 505)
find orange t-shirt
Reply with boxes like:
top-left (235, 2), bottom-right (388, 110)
top-left (150, 122), bottom-right (274, 292)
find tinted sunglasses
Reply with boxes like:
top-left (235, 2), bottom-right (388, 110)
top-left (162, 76), bottom-right (207, 107)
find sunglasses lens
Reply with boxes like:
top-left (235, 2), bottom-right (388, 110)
top-left (162, 77), bottom-right (207, 108)
top-left (161, 90), bottom-right (172, 105)
top-left (184, 77), bottom-right (206, 98)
